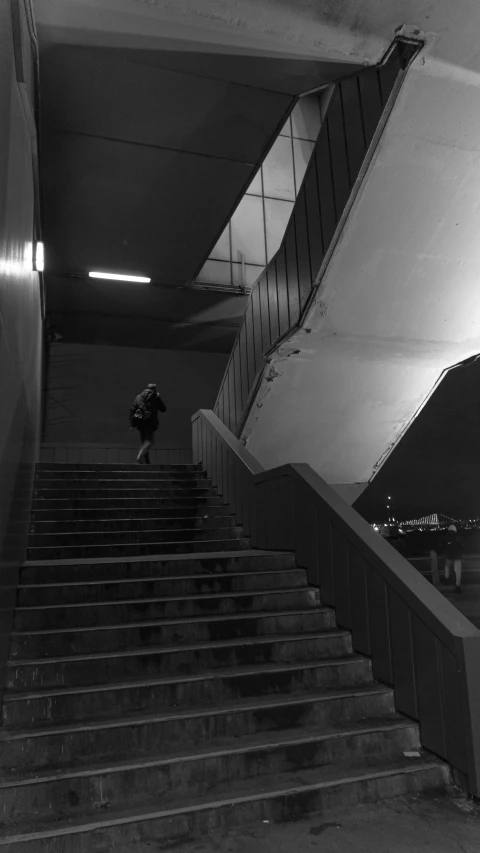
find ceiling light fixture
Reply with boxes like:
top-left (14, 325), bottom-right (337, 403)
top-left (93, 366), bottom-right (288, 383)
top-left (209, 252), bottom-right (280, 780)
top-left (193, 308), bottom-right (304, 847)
top-left (35, 242), bottom-right (44, 272)
top-left (88, 271), bottom-right (151, 283)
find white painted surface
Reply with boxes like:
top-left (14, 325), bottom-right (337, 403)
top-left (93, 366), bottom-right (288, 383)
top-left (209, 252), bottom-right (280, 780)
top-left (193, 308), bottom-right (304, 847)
top-left (243, 52), bottom-right (480, 501)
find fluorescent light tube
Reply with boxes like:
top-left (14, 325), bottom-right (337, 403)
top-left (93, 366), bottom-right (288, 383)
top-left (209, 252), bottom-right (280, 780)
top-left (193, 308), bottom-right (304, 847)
top-left (88, 272), bottom-right (151, 283)
top-left (35, 242), bottom-right (44, 272)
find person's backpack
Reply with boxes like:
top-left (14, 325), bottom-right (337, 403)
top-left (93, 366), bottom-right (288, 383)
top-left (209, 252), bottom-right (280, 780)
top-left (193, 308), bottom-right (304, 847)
top-left (129, 391), bottom-right (166, 427)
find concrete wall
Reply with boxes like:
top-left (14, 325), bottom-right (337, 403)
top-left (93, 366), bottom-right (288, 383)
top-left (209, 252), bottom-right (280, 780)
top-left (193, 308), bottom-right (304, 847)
top-left (0, 1), bottom-right (43, 694)
top-left (243, 32), bottom-right (480, 503)
top-left (45, 343), bottom-right (229, 454)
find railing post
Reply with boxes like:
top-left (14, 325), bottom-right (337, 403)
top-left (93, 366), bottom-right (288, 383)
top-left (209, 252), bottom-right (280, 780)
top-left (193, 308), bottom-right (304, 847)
top-left (456, 635), bottom-right (480, 796)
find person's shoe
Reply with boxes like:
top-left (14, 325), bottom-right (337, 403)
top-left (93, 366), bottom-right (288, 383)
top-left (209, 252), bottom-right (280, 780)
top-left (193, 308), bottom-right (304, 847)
top-left (455, 585), bottom-right (462, 594)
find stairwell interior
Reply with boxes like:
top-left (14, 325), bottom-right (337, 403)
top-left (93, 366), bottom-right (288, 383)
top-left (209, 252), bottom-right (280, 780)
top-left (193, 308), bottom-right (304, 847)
top-left (0, 455), bottom-right (450, 849)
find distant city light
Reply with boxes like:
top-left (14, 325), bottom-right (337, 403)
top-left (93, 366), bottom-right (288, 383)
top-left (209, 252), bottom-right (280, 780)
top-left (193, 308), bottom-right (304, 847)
top-left (35, 242), bottom-right (44, 272)
top-left (88, 271), bottom-right (151, 283)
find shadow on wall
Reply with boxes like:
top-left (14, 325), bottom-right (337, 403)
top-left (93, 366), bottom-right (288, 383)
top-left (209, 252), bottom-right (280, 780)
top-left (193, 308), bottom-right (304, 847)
top-left (45, 342), bottom-right (229, 449)
top-left (355, 359), bottom-right (480, 522)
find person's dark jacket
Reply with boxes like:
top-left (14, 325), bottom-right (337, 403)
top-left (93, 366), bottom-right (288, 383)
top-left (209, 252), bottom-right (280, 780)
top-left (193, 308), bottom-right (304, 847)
top-left (442, 530), bottom-right (464, 560)
top-left (130, 389), bottom-right (166, 430)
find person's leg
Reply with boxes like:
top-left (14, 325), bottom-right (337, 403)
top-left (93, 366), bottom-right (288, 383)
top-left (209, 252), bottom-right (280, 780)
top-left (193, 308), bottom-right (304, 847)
top-left (444, 558), bottom-right (453, 581)
top-left (144, 428), bottom-right (156, 465)
top-left (454, 559), bottom-right (462, 591)
top-left (137, 430), bottom-right (150, 463)
top-left (137, 428), bottom-right (153, 463)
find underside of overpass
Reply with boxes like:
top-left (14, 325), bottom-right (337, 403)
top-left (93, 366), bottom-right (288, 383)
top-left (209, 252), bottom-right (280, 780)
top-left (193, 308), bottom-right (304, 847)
top-left (37, 0), bottom-right (365, 353)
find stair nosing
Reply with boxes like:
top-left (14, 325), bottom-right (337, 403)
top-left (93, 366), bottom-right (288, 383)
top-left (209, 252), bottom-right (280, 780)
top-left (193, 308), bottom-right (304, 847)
top-left (23, 549), bottom-right (292, 567)
top-left (7, 629), bottom-right (344, 667)
top-left (30, 514), bottom-right (234, 526)
top-left (29, 536), bottom-right (246, 551)
top-left (16, 586), bottom-right (313, 612)
top-left (11, 606), bottom-right (327, 637)
top-left (30, 526), bottom-right (239, 539)
top-left (5, 653), bottom-right (363, 699)
top-left (0, 684), bottom-right (392, 739)
top-left (0, 719), bottom-right (415, 789)
top-left (0, 759), bottom-right (446, 844)
top-left (18, 568), bottom-right (304, 590)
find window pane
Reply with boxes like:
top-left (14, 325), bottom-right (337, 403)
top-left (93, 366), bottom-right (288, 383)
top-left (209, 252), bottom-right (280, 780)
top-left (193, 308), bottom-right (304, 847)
top-left (291, 96), bottom-right (321, 141)
top-left (265, 197), bottom-right (294, 262)
top-left (209, 224), bottom-right (231, 261)
top-left (231, 195), bottom-right (266, 266)
top-left (246, 169), bottom-right (262, 196)
top-left (232, 262), bottom-right (263, 289)
top-left (293, 138), bottom-right (315, 193)
top-left (196, 259), bottom-right (232, 286)
top-left (262, 136), bottom-right (295, 201)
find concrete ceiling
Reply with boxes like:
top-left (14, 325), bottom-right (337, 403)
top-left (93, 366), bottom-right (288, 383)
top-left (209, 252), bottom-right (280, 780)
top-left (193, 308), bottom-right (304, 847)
top-left (47, 274), bottom-right (249, 353)
top-left (34, 0), bottom-right (365, 351)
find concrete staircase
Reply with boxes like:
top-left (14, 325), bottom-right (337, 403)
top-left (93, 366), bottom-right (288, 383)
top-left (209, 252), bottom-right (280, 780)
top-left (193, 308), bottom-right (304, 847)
top-left (0, 463), bottom-right (449, 849)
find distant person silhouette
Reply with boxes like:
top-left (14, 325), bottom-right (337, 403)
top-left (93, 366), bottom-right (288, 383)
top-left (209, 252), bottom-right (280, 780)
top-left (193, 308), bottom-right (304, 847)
top-left (129, 383), bottom-right (166, 464)
top-left (442, 523), bottom-right (464, 593)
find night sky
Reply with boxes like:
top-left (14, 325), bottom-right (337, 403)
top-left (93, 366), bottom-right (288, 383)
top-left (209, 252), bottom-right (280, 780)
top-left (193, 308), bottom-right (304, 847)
top-left (355, 358), bottom-right (480, 523)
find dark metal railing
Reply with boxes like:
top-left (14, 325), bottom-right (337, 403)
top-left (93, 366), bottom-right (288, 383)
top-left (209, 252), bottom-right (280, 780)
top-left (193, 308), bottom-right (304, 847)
top-left (214, 38), bottom-right (420, 436)
top-left (192, 409), bottom-right (480, 796)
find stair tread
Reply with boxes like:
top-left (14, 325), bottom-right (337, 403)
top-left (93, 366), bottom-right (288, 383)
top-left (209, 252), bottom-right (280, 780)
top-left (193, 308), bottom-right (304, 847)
top-left (31, 519), bottom-right (239, 536)
top-left (0, 717), bottom-right (414, 786)
top-left (16, 586), bottom-right (312, 612)
top-left (29, 536), bottom-right (249, 550)
top-left (0, 756), bottom-right (446, 842)
top-left (18, 568), bottom-right (303, 590)
top-left (0, 683), bottom-right (391, 739)
top-left (31, 515), bottom-right (234, 526)
top-left (11, 606), bottom-right (324, 637)
top-left (23, 548), bottom-right (283, 567)
top-left (5, 651), bottom-right (361, 697)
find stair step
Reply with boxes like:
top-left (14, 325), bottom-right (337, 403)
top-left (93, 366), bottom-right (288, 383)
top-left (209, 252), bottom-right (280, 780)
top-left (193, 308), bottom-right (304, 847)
top-left (17, 568), bottom-right (308, 606)
top-left (3, 654), bottom-right (371, 725)
top-left (0, 757), bottom-right (449, 850)
top-left (31, 499), bottom-right (229, 515)
top-left (20, 550), bottom-right (296, 584)
top-left (34, 480), bottom-right (210, 495)
top-left (14, 587), bottom-right (318, 630)
top-left (33, 486), bottom-right (215, 501)
top-left (35, 463), bottom-right (201, 472)
top-left (7, 628), bottom-right (352, 690)
top-left (0, 684), bottom-right (396, 770)
top-left (0, 719), bottom-right (420, 823)
top-left (29, 514), bottom-right (235, 535)
top-left (31, 501), bottom-right (227, 521)
top-left (26, 536), bottom-right (250, 561)
top-left (36, 470), bottom-right (207, 481)
top-left (28, 525), bottom-right (242, 548)
top-left (8, 630), bottom-right (349, 691)
top-left (10, 607), bottom-right (334, 658)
